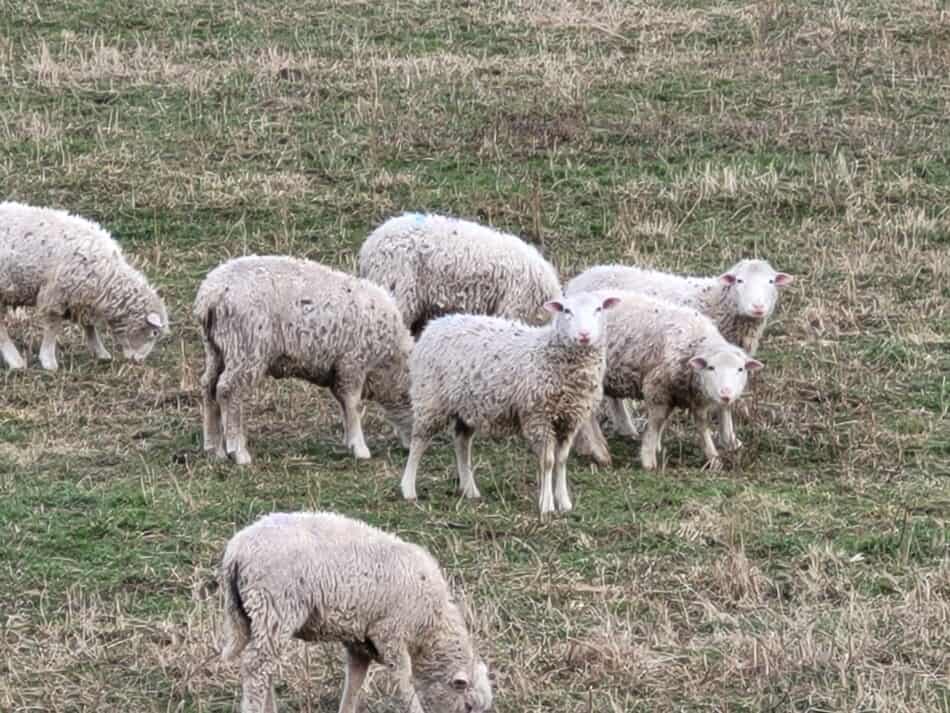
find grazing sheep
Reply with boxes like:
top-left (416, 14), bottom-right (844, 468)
top-left (0, 201), bottom-right (168, 370)
top-left (358, 213), bottom-right (562, 336)
top-left (401, 291), bottom-right (620, 515)
top-left (566, 259), bottom-right (791, 443)
top-left (193, 256), bottom-right (413, 464)
top-left (220, 511), bottom-right (493, 713)
top-left (573, 292), bottom-right (763, 471)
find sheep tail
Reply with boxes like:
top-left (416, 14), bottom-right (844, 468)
top-left (220, 558), bottom-right (251, 660)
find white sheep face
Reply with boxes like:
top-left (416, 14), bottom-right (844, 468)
top-left (544, 292), bottom-right (620, 347)
top-left (720, 260), bottom-right (793, 320)
top-left (118, 310), bottom-right (166, 362)
top-left (418, 659), bottom-right (493, 712)
top-left (690, 350), bottom-right (763, 405)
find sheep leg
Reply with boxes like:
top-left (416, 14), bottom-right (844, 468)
top-left (83, 324), bottom-right (112, 360)
top-left (200, 345), bottom-right (226, 459)
top-left (607, 397), bottom-right (639, 437)
top-left (640, 403), bottom-right (671, 471)
top-left (331, 373), bottom-right (371, 459)
top-left (239, 645), bottom-right (278, 713)
top-left (535, 438), bottom-right (556, 516)
top-left (454, 419), bottom-right (480, 499)
top-left (391, 646), bottom-right (425, 713)
top-left (553, 438), bottom-right (573, 512)
top-left (218, 371), bottom-right (252, 465)
top-left (38, 315), bottom-right (62, 371)
top-left (0, 316), bottom-right (25, 369)
top-left (401, 433), bottom-right (433, 501)
top-left (696, 407), bottom-right (722, 471)
top-left (337, 645), bottom-right (372, 713)
top-left (718, 404), bottom-right (742, 450)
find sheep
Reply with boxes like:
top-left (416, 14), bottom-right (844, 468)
top-left (572, 291), bottom-right (763, 471)
top-left (358, 213), bottom-right (562, 336)
top-left (193, 256), bottom-right (413, 464)
top-left (565, 259), bottom-right (791, 445)
top-left (0, 201), bottom-right (168, 370)
top-left (401, 291), bottom-right (621, 515)
top-left (220, 511), bottom-right (493, 713)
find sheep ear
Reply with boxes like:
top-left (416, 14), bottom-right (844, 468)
top-left (146, 312), bottom-right (164, 328)
top-left (719, 273), bottom-right (737, 286)
top-left (745, 359), bottom-right (764, 371)
top-left (543, 300), bottom-right (565, 314)
top-left (689, 356), bottom-right (708, 370)
top-left (451, 671), bottom-right (470, 692)
top-left (601, 296), bottom-right (621, 310)
top-left (774, 272), bottom-right (793, 287)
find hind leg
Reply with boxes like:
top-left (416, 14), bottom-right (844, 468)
top-left (331, 370), bottom-right (370, 459)
top-left (454, 419), bottom-right (479, 499)
top-left (0, 310), bottom-right (25, 369)
top-left (217, 369), bottom-right (254, 465)
top-left (200, 339), bottom-right (226, 459)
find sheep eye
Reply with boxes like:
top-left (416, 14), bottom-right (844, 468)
top-left (737, 279), bottom-right (744, 284)
top-left (768, 279), bottom-right (774, 284)
top-left (707, 365), bottom-right (715, 371)
top-left (595, 306), bottom-right (602, 313)
top-left (738, 367), bottom-right (744, 372)
top-left (563, 308), bottom-right (572, 316)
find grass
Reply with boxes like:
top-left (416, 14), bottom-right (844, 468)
top-left (1, 0), bottom-right (948, 711)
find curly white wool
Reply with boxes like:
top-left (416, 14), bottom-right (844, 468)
top-left (402, 291), bottom-right (620, 515)
top-left (0, 201), bottom-right (168, 370)
top-left (572, 291), bottom-right (763, 471)
top-left (220, 511), bottom-right (493, 713)
top-left (358, 213), bottom-right (562, 335)
top-left (193, 256), bottom-right (413, 464)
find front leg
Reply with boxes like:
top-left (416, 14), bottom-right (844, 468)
top-left (718, 404), bottom-right (742, 450)
top-left (530, 434), bottom-right (556, 516)
top-left (338, 644), bottom-right (372, 713)
top-left (607, 397), bottom-right (639, 437)
top-left (331, 374), bottom-right (371, 459)
top-left (84, 324), bottom-right (112, 361)
top-left (553, 437), bottom-right (574, 512)
top-left (39, 315), bottom-right (63, 371)
top-left (640, 402), bottom-right (671, 471)
top-left (0, 317), bottom-right (26, 369)
top-left (373, 638), bottom-right (425, 713)
top-left (695, 406), bottom-right (722, 471)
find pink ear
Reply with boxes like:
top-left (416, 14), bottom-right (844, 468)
top-left (745, 359), bottom-right (764, 371)
top-left (544, 300), bottom-right (564, 314)
top-left (774, 273), bottom-right (793, 287)
top-left (601, 296), bottom-right (621, 310)
top-left (689, 356), bottom-right (708, 370)
top-left (719, 273), bottom-right (737, 286)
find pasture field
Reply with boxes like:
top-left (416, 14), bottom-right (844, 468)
top-left (1, 1), bottom-right (948, 711)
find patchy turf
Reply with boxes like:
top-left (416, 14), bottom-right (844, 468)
top-left (1, 1), bottom-right (948, 711)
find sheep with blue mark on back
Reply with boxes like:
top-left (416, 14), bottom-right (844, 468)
top-left (358, 213), bottom-right (562, 336)
top-left (0, 201), bottom-right (168, 370)
top-left (219, 510), bottom-right (493, 713)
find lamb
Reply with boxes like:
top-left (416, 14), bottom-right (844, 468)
top-left (401, 291), bottom-right (620, 515)
top-left (358, 213), bottom-right (562, 336)
top-left (220, 511), bottom-right (493, 713)
top-left (193, 256), bottom-right (413, 464)
top-left (572, 291), bottom-right (763, 471)
top-left (0, 201), bottom-right (168, 370)
top-left (566, 259), bottom-right (791, 442)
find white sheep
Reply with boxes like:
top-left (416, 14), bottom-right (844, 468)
top-left (401, 291), bottom-right (620, 515)
top-left (220, 511), bottom-right (493, 713)
top-left (193, 256), bottom-right (413, 464)
top-left (0, 201), bottom-right (168, 370)
top-left (358, 213), bottom-right (562, 336)
top-left (572, 292), bottom-right (763, 471)
top-left (566, 259), bottom-right (791, 443)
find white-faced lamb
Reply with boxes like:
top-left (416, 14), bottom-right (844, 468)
top-left (401, 291), bottom-right (620, 515)
top-left (193, 256), bottom-right (413, 464)
top-left (220, 511), bottom-right (493, 713)
top-left (358, 213), bottom-right (562, 336)
top-left (0, 201), bottom-right (168, 370)
top-left (566, 259), bottom-right (791, 442)
top-left (572, 292), bottom-right (763, 471)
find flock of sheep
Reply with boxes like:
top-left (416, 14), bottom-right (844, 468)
top-left (1, 200), bottom-right (793, 712)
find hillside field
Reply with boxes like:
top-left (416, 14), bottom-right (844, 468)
top-left (1, 1), bottom-right (948, 711)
